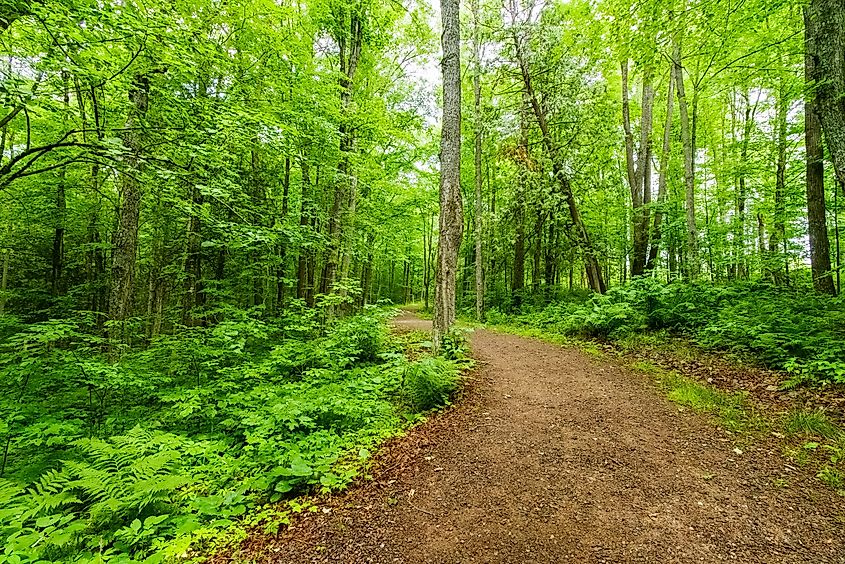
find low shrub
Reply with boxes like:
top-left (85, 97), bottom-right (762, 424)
top-left (491, 279), bottom-right (845, 387)
top-left (0, 307), bottom-right (456, 562)
top-left (403, 357), bottom-right (461, 411)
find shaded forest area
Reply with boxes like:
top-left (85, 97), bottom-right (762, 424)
top-left (0, 0), bottom-right (844, 561)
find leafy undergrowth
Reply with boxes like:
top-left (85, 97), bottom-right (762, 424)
top-left (484, 279), bottom-right (845, 388)
top-left (481, 304), bottom-right (845, 496)
top-left (0, 307), bottom-right (466, 563)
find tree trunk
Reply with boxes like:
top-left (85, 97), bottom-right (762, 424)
top-left (512, 95), bottom-right (528, 306)
top-left (673, 42), bottom-right (699, 279)
top-left (276, 155), bottom-right (291, 311)
top-left (323, 10), bottom-right (363, 298)
top-left (735, 91), bottom-right (755, 279)
top-left (182, 181), bottom-right (203, 325)
top-left (622, 61), bottom-right (655, 277)
top-left (0, 227), bottom-right (9, 315)
top-left (647, 62), bottom-right (675, 271)
top-left (51, 74), bottom-right (69, 298)
top-left (297, 153), bottom-right (311, 301)
top-left (807, 0), bottom-right (845, 193)
top-left (433, 0), bottom-right (464, 351)
top-left (51, 171), bottom-right (66, 298)
top-left (805, 9), bottom-right (837, 295)
top-left (472, 0), bottom-right (484, 322)
top-left (109, 73), bottom-right (149, 346)
top-left (769, 78), bottom-right (788, 284)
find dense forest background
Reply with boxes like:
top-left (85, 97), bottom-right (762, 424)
top-left (3, 0), bottom-right (843, 330)
top-left (0, 0), bottom-right (844, 560)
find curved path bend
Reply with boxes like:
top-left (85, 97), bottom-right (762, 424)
top-left (252, 314), bottom-right (844, 564)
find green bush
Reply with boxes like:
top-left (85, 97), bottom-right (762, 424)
top-left (403, 357), bottom-right (461, 411)
top-left (497, 279), bottom-right (845, 387)
top-left (0, 308), bottom-right (454, 562)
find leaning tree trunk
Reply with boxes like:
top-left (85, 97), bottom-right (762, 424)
top-left (109, 73), bottom-right (149, 346)
top-left (805, 8), bottom-right (837, 295)
top-left (807, 0), bottom-right (845, 193)
top-left (514, 32), bottom-right (606, 293)
top-left (433, 0), bottom-right (464, 351)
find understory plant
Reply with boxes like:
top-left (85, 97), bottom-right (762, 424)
top-left (0, 307), bottom-right (451, 563)
top-left (489, 279), bottom-right (845, 387)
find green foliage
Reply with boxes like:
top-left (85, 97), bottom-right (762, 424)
top-left (403, 357), bottom-right (462, 411)
top-left (437, 328), bottom-right (471, 361)
top-left (505, 279), bottom-right (845, 387)
top-left (785, 409), bottom-right (840, 440)
top-left (0, 309), bottom-right (455, 562)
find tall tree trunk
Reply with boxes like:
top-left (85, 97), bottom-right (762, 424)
top-left (51, 172), bottom-right (66, 298)
top-left (433, 0), bottom-right (464, 350)
top-left (276, 155), bottom-right (291, 311)
top-left (323, 10), bottom-right (363, 298)
top-left (296, 153), bottom-right (311, 301)
top-left (734, 91), bottom-right (755, 280)
top-left (673, 42), bottom-right (699, 279)
top-left (805, 9), bottom-right (837, 295)
top-left (622, 61), bottom-right (655, 277)
top-left (51, 73), bottom-right (69, 298)
top-left (512, 95), bottom-right (528, 306)
top-left (647, 62), bottom-right (675, 271)
top-left (182, 181), bottom-right (203, 325)
top-left (472, 0), bottom-right (484, 322)
top-left (769, 78), bottom-right (788, 284)
top-left (807, 0), bottom-right (845, 193)
top-left (109, 73), bottom-right (149, 346)
top-left (0, 226), bottom-right (9, 315)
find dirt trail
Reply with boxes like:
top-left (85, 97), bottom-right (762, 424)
top-left (252, 313), bottom-right (845, 564)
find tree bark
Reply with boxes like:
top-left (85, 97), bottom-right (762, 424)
top-left (0, 226), bottom-right (9, 315)
top-left (805, 8), bottom-right (837, 295)
top-left (768, 78), bottom-right (788, 284)
top-left (472, 0), bottom-right (484, 322)
top-left (323, 9), bottom-right (363, 298)
top-left (109, 73), bottom-right (149, 345)
top-left (182, 180), bottom-right (204, 325)
top-left (734, 91), bottom-right (755, 280)
top-left (513, 31), bottom-right (606, 293)
top-left (622, 61), bottom-right (655, 277)
top-left (673, 42), bottom-right (699, 279)
top-left (512, 95), bottom-right (528, 306)
top-left (50, 73), bottom-right (69, 298)
top-left (807, 0), bottom-right (845, 193)
top-left (647, 62), bottom-right (675, 271)
top-left (433, 0), bottom-right (464, 350)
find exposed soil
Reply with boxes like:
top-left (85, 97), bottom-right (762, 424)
top-left (237, 313), bottom-right (845, 564)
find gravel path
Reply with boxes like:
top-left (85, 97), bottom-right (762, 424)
top-left (246, 314), bottom-right (845, 564)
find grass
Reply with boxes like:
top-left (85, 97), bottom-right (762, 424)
top-left (631, 361), bottom-right (765, 435)
top-left (782, 409), bottom-right (845, 494)
top-left (784, 408), bottom-right (841, 440)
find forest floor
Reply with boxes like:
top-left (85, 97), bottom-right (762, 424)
top-left (236, 312), bottom-right (845, 564)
